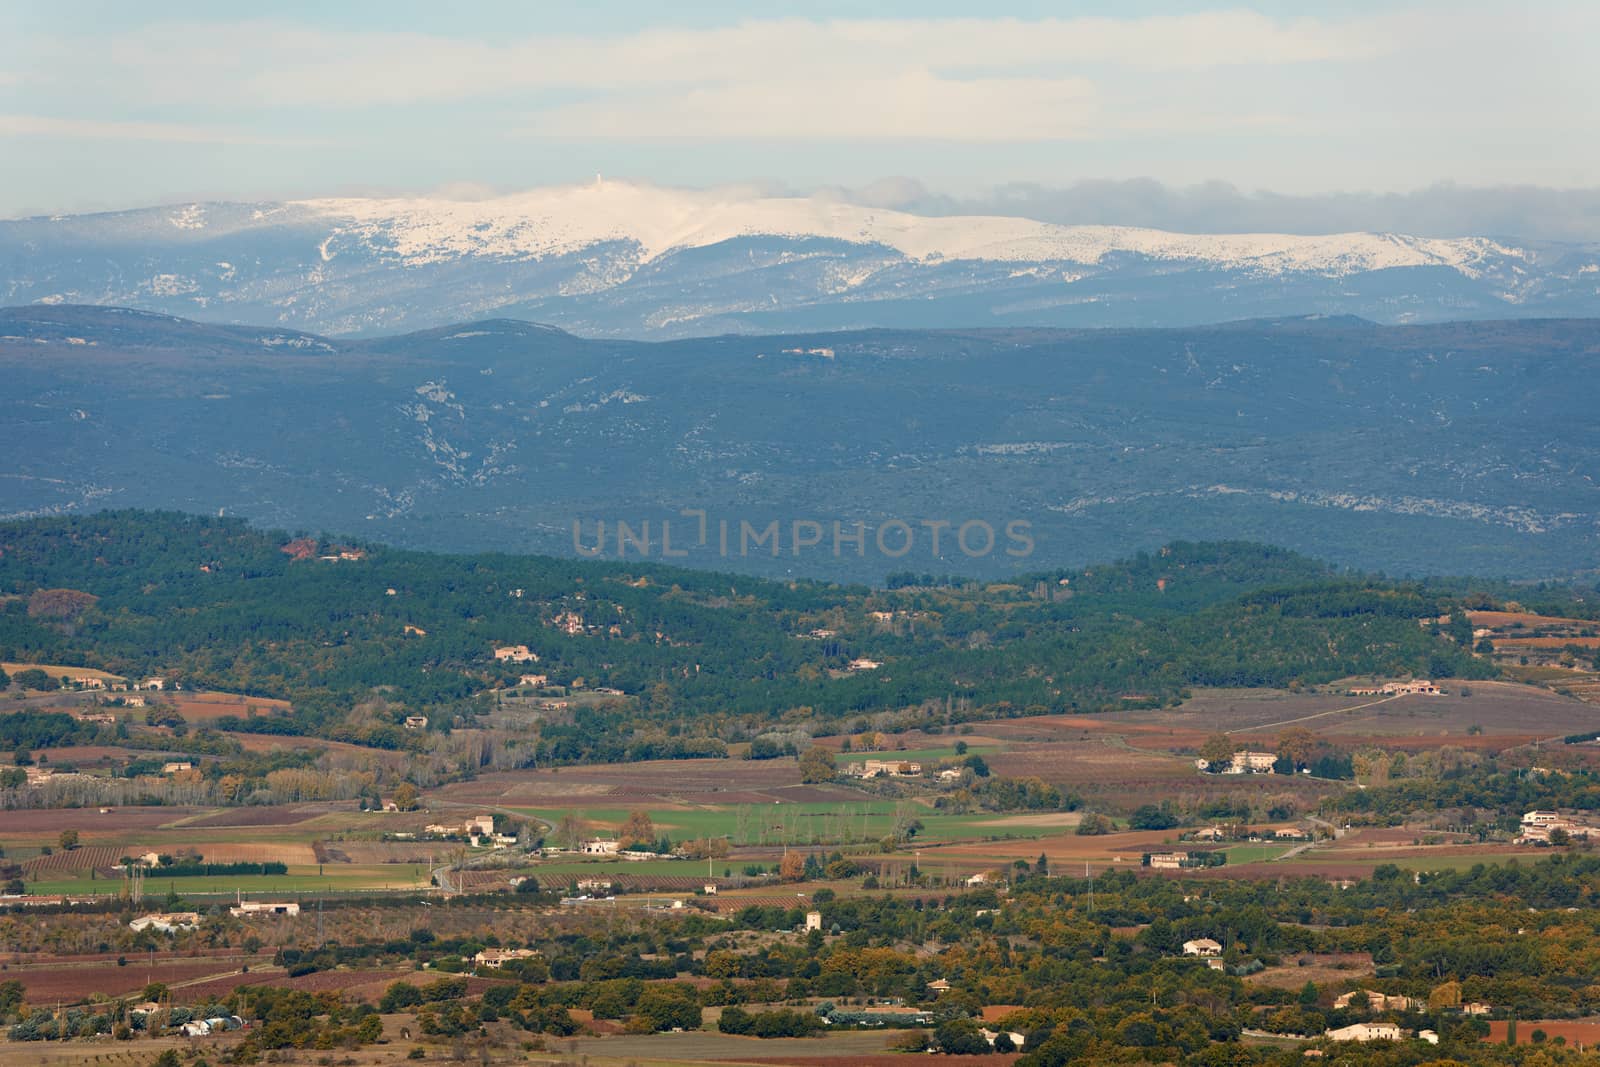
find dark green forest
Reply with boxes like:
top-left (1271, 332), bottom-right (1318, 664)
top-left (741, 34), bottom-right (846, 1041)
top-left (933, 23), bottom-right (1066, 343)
top-left (0, 511), bottom-right (1504, 760)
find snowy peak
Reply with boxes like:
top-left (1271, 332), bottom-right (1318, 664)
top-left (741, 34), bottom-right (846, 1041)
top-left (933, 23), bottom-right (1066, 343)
top-left (292, 180), bottom-right (1525, 278)
top-left (3, 181), bottom-right (1596, 338)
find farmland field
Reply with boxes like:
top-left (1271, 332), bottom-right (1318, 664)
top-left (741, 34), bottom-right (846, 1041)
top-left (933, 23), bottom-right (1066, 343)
top-left (1244, 952), bottom-right (1376, 990)
top-left (166, 690), bottom-right (292, 720)
top-left (180, 805), bottom-right (338, 828)
top-left (832, 745), bottom-right (998, 763)
top-left (431, 759), bottom-right (867, 808)
top-left (24, 861), bottom-right (431, 897)
top-left (1, 662), bottom-right (126, 683)
top-left (1487, 1019), bottom-right (1600, 1046)
top-left (1221, 844), bottom-right (1293, 864)
top-left (4, 956), bottom-right (272, 1001)
top-left (1468, 611), bottom-right (1596, 630)
top-left (513, 802), bottom-right (1041, 849)
top-left (21, 845), bottom-right (124, 873)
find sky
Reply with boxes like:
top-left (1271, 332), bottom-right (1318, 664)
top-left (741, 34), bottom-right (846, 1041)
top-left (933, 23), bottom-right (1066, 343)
top-left (1, 2), bottom-right (1596, 236)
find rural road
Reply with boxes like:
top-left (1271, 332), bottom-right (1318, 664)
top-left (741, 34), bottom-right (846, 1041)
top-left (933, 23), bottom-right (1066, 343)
top-left (1247, 694), bottom-right (1403, 732)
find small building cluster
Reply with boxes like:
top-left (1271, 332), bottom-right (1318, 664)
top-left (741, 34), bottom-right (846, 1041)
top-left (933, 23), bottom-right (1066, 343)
top-left (423, 814), bottom-right (513, 846)
top-left (1186, 825), bottom-right (1308, 843)
top-left (473, 947), bottom-right (540, 968)
top-left (1145, 850), bottom-right (1226, 870)
top-left (1348, 679), bottom-right (1443, 697)
top-left (128, 911), bottom-right (200, 933)
top-left (230, 899), bottom-right (299, 917)
top-left (27, 671), bottom-right (175, 693)
top-left (1324, 1022), bottom-right (1404, 1042)
top-left (980, 1027), bottom-right (1028, 1049)
top-left (1517, 809), bottom-right (1595, 844)
top-left (1333, 990), bottom-right (1414, 1012)
top-left (1195, 751), bottom-right (1277, 774)
top-left (845, 759), bottom-right (922, 778)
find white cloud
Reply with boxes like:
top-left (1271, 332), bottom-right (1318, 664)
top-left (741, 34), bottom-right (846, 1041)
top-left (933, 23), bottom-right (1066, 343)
top-left (21, 10), bottom-right (1399, 111)
top-left (531, 72), bottom-right (1101, 141)
top-left (0, 114), bottom-right (316, 145)
top-left (2, 4), bottom-right (1597, 193)
top-left (2, 9), bottom-right (1417, 145)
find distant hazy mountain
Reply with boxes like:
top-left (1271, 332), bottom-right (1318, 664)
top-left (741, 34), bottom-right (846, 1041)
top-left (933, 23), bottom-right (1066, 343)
top-left (4, 182), bottom-right (1599, 338)
top-left (2, 305), bottom-right (1595, 581)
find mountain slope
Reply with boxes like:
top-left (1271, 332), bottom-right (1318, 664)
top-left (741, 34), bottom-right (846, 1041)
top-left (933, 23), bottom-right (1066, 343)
top-left (1, 306), bottom-right (1596, 580)
top-left (4, 182), bottom-right (1598, 338)
top-left (0, 511), bottom-right (1492, 751)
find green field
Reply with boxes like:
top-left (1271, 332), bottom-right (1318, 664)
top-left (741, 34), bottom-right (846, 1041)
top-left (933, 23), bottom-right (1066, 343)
top-left (523, 858), bottom-right (720, 879)
top-left (519, 803), bottom-right (1049, 849)
top-left (27, 863), bottom-right (431, 897)
top-left (1222, 844), bottom-right (1294, 864)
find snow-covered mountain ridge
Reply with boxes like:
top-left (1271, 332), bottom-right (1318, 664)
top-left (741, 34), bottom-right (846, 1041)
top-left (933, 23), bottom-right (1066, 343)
top-left (293, 181), bottom-right (1522, 277)
top-left (3, 181), bottom-right (1596, 337)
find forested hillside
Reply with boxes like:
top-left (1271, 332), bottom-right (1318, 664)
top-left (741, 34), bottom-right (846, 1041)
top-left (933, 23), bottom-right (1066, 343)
top-left (5, 308), bottom-right (1599, 580)
top-left (0, 512), bottom-right (1497, 760)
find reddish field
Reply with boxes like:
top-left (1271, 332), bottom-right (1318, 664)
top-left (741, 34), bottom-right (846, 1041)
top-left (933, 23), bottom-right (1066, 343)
top-left (1488, 1020), bottom-right (1600, 1048)
top-left (284, 967), bottom-right (414, 994)
top-left (21, 845), bottom-right (125, 872)
top-left (1, 954), bottom-right (432, 1006)
top-left (6, 958), bottom-right (263, 1001)
top-left (171, 970), bottom-right (279, 1001)
top-left (0, 807), bottom-right (197, 838)
top-left (155, 965), bottom-right (420, 1003)
top-left (1127, 682), bottom-right (1589, 740)
top-left (930, 827), bottom-right (1179, 869)
top-left (433, 759), bottom-right (863, 808)
top-left (975, 682), bottom-right (1595, 765)
top-left (983, 737), bottom-right (1333, 811)
top-left (183, 805), bottom-right (338, 828)
top-left (705, 894), bottom-right (820, 912)
top-left (167, 691), bottom-right (292, 721)
top-left (1469, 611), bottom-right (1595, 630)
top-left (568, 1008), bottom-right (628, 1035)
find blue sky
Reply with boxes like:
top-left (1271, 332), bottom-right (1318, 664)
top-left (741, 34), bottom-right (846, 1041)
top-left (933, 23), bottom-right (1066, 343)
top-left (0, 3), bottom-right (1593, 218)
